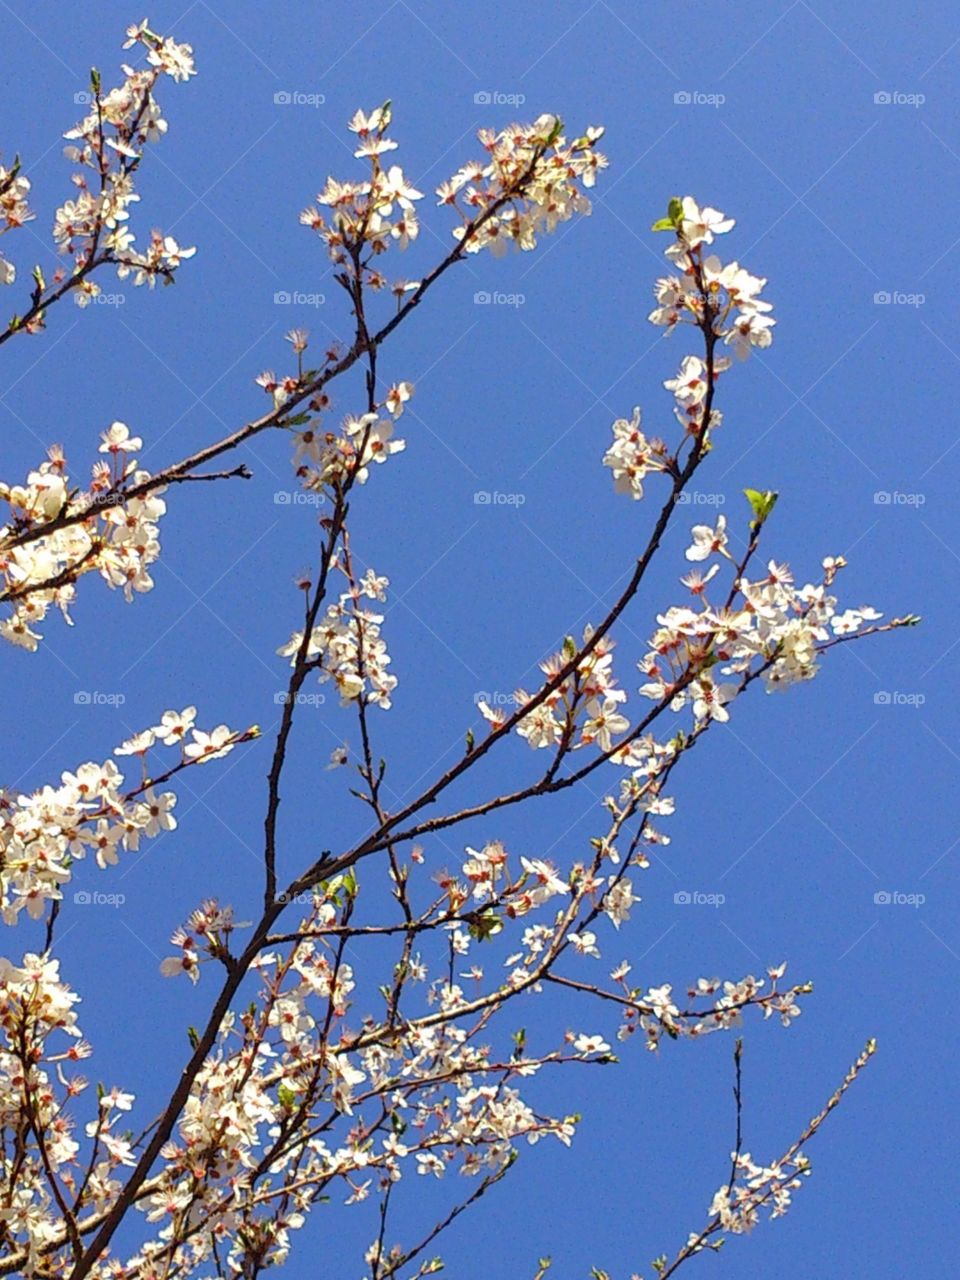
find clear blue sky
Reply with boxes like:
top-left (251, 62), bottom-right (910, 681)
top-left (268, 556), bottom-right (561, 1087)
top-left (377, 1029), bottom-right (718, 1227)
top-left (3, 1), bottom-right (958, 1276)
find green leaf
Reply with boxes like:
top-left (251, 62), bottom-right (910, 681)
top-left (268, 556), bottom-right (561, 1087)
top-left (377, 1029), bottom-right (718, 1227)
top-left (544, 115), bottom-right (564, 147)
top-left (743, 487), bottom-right (778, 527)
top-left (468, 909), bottom-right (503, 942)
top-left (653, 196), bottom-right (685, 233)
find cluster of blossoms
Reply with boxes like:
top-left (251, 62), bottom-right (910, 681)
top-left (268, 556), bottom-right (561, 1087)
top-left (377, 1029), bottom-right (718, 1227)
top-left (56, 22), bottom-right (196, 307)
top-left (650, 196), bottom-right (775, 358)
top-left (0, 25), bottom-right (899, 1260)
top-left (477, 628), bottom-right (630, 753)
top-left (0, 953), bottom-right (145, 1266)
top-left (0, 423), bottom-right (166, 651)
top-left (299, 104), bottom-right (425, 261)
top-left (603, 406), bottom-right (671, 500)
top-left (638, 540), bottom-right (882, 728)
top-left (138, 857), bottom-right (808, 1280)
top-left (0, 159), bottom-right (34, 285)
top-left (297, 103), bottom-right (605, 328)
top-left (0, 708), bottom-right (256, 922)
top-left (708, 1149), bottom-right (811, 1236)
top-left (604, 197), bottom-right (774, 500)
top-left (614, 964), bottom-right (806, 1053)
top-left (437, 115), bottom-right (606, 255)
top-left (277, 566), bottom-right (397, 707)
top-left (0, 19), bottom-right (194, 327)
top-left (283, 370), bottom-right (412, 497)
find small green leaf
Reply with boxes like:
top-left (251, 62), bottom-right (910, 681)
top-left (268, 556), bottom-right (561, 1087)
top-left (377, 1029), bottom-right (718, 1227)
top-left (743, 487), bottom-right (778, 527)
top-left (650, 216), bottom-right (674, 232)
top-left (544, 115), bottom-right (564, 146)
top-left (467, 909), bottom-right (503, 942)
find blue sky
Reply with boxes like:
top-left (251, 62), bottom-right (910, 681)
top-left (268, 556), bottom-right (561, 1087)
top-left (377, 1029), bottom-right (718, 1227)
top-left (2, 1), bottom-right (958, 1276)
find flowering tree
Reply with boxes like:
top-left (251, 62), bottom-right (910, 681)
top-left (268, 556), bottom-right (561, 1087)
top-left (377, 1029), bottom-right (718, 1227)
top-left (0, 20), bottom-right (917, 1280)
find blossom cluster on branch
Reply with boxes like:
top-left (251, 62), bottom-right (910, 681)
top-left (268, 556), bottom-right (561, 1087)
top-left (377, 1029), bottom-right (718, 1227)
top-left (0, 21), bottom-right (913, 1280)
top-left (1, 20), bottom-right (195, 335)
